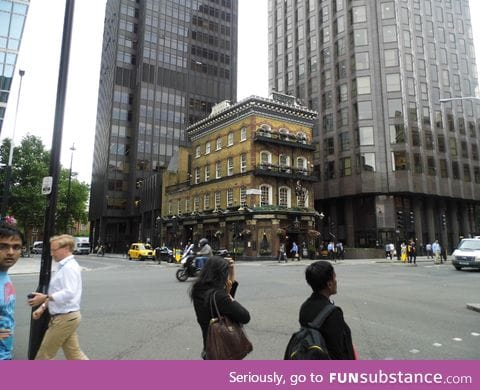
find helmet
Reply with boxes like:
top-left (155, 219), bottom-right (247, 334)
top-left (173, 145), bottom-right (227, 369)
top-left (198, 238), bottom-right (208, 247)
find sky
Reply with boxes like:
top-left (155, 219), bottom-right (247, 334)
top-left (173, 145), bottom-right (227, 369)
top-left (1, 0), bottom-right (480, 184)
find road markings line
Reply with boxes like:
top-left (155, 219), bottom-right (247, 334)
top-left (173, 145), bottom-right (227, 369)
top-left (432, 343), bottom-right (442, 347)
top-left (471, 332), bottom-right (480, 337)
top-left (452, 338), bottom-right (463, 342)
top-left (409, 349), bottom-right (420, 354)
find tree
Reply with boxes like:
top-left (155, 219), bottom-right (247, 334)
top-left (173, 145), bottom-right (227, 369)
top-left (0, 134), bottom-right (89, 242)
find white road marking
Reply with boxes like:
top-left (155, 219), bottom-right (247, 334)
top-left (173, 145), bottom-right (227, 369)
top-left (471, 332), bottom-right (480, 337)
top-left (432, 343), bottom-right (442, 347)
top-left (452, 338), bottom-right (463, 342)
top-left (410, 349), bottom-right (420, 354)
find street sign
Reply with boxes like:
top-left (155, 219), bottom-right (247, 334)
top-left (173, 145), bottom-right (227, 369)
top-left (41, 176), bottom-right (53, 195)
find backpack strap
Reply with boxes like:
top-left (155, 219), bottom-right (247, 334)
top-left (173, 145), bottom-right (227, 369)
top-left (307, 304), bottom-right (336, 329)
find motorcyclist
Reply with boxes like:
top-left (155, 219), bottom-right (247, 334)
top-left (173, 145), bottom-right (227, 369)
top-left (195, 238), bottom-right (212, 269)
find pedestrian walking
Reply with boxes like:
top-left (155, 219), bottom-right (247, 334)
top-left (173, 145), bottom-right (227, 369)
top-left (432, 240), bottom-right (442, 264)
top-left (28, 234), bottom-right (88, 360)
top-left (425, 243), bottom-right (432, 259)
top-left (0, 221), bottom-right (24, 360)
top-left (278, 243), bottom-right (287, 263)
top-left (296, 260), bottom-right (355, 359)
top-left (290, 242), bottom-right (299, 261)
top-left (190, 256), bottom-right (250, 359)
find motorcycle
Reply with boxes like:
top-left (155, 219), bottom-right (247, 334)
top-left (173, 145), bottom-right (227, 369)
top-left (175, 244), bottom-right (201, 282)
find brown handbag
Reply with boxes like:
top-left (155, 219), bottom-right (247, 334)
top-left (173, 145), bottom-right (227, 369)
top-left (205, 291), bottom-right (253, 360)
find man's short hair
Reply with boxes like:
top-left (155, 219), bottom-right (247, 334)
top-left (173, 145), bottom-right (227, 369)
top-left (305, 260), bottom-right (334, 291)
top-left (0, 221), bottom-right (24, 244)
top-left (50, 234), bottom-right (75, 252)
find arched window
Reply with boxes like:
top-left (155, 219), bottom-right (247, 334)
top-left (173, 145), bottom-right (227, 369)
top-left (279, 154), bottom-right (290, 171)
top-left (260, 185), bottom-right (272, 206)
top-left (260, 151), bottom-right (272, 169)
top-left (259, 124), bottom-right (272, 137)
top-left (296, 157), bottom-right (308, 174)
top-left (279, 127), bottom-right (289, 140)
top-left (296, 189), bottom-right (309, 208)
top-left (296, 131), bottom-right (307, 143)
top-left (278, 186), bottom-right (291, 208)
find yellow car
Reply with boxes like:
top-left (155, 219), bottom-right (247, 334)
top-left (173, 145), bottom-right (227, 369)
top-left (128, 243), bottom-right (155, 261)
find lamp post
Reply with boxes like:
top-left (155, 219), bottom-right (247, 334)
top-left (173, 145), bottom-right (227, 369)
top-left (28, 0), bottom-right (75, 360)
top-left (64, 143), bottom-right (76, 232)
top-left (1, 69), bottom-right (25, 218)
top-left (156, 215), bottom-right (161, 247)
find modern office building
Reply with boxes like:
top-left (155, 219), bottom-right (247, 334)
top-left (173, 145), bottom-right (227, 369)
top-left (161, 94), bottom-right (318, 258)
top-left (0, 0), bottom-right (29, 134)
top-left (89, 0), bottom-right (238, 251)
top-left (268, 0), bottom-right (480, 252)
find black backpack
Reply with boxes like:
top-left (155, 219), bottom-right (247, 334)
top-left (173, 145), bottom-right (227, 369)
top-left (284, 304), bottom-right (336, 360)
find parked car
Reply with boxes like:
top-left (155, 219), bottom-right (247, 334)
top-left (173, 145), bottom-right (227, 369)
top-left (128, 243), bottom-right (155, 261)
top-left (451, 238), bottom-right (480, 270)
top-left (31, 241), bottom-right (43, 254)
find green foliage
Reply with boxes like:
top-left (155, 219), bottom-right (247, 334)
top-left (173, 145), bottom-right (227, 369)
top-left (0, 135), bottom-right (89, 238)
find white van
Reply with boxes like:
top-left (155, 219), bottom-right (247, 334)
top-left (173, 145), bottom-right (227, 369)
top-left (74, 237), bottom-right (90, 255)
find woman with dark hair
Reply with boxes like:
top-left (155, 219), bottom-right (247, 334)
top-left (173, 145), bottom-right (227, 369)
top-left (299, 260), bottom-right (355, 359)
top-left (190, 256), bottom-right (250, 359)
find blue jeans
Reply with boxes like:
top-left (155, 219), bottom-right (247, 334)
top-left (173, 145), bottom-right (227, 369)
top-left (195, 256), bottom-right (208, 269)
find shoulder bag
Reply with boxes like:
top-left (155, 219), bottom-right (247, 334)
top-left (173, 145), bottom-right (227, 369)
top-left (205, 291), bottom-right (253, 360)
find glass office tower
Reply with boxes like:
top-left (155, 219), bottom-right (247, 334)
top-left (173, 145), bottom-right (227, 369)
top-left (90, 0), bottom-right (238, 250)
top-left (269, 0), bottom-right (480, 251)
top-left (0, 0), bottom-right (29, 134)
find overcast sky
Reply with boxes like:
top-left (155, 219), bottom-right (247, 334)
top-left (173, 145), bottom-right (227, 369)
top-left (1, 0), bottom-right (479, 184)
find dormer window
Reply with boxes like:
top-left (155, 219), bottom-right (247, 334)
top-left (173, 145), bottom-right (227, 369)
top-left (259, 124), bottom-right (272, 137)
top-left (296, 132), bottom-right (307, 143)
top-left (279, 128), bottom-right (289, 140)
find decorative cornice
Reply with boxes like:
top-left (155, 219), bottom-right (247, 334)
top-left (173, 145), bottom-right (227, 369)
top-left (186, 95), bottom-right (318, 141)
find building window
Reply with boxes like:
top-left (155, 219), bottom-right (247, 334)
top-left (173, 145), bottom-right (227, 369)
top-left (383, 25), bottom-right (397, 42)
top-left (279, 187), bottom-right (290, 208)
top-left (227, 157), bottom-right (234, 176)
top-left (392, 151), bottom-right (408, 171)
top-left (384, 49), bottom-right (398, 67)
top-left (386, 74), bottom-right (401, 92)
top-left (358, 126), bottom-right (374, 146)
top-left (216, 137), bottom-right (222, 150)
top-left (339, 132), bottom-right (350, 151)
top-left (324, 161), bottom-right (335, 180)
top-left (356, 101), bottom-right (373, 120)
top-left (240, 153), bottom-right (247, 173)
top-left (449, 138), bottom-right (457, 156)
top-left (240, 186), bottom-right (247, 207)
top-left (340, 157), bottom-right (352, 177)
top-left (205, 142), bottom-right (211, 154)
top-left (390, 124), bottom-right (405, 144)
top-left (354, 52), bottom-right (369, 70)
top-left (260, 151), bottom-right (272, 168)
top-left (352, 6), bottom-right (367, 23)
top-left (260, 185), bottom-right (272, 206)
top-left (353, 28), bottom-right (368, 46)
top-left (194, 168), bottom-right (200, 184)
top-left (437, 135), bottom-right (446, 153)
top-left (472, 144), bottom-right (478, 161)
top-left (204, 165), bottom-right (210, 182)
top-left (381, 2), bottom-right (395, 19)
top-left (388, 98), bottom-right (403, 119)
top-left (297, 157), bottom-right (308, 173)
top-left (413, 154), bottom-right (423, 174)
top-left (357, 76), bottom-right (371, 95)
top-left (226, 188), bottom-right (233, 207)
top-left (411, 128), bottom-right (420, 146)
top-left (195, 146), bottom-right (201, 158)
top-left (194, 196), bottom-right (200, 211)
top-left (464, 164), bottom-right (471, 182)
top-left (424, 131), bottom-right (434, 150)
top-left (215, 191), bottom-right (221, 209)
top-left (240, 127), bottom-right (247, 141)
top-left (324, 137), bottom-right (334, 155)
top-left (452, 161), bottom-right (460, 179)
top-left (427, 156), bottom-right (436, 175)
top-left (215, 161), bottom-right (222, 178)
top-left (440, 159), bottom-right (448, 178)
top-left (357, 152), bottom-right (376, 172)
top-left (227, 132), bottom-right (234, 146)
top-left (279, 154), bottom-right (290, 170)
top-left (204, 193), bottom-right (210, 210)
top-left (474, 167), bottom-right (480, 183)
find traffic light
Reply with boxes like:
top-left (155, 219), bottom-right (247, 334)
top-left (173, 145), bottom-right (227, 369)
top-left (396, 211), bottom-right (404, 229)
top-left (441, 213), bottom-right (447, 227)
top-left (409, 211), bottom-right (415, 225)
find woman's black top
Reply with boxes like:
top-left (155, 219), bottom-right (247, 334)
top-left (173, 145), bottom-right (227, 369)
top-left (299, 291), bottom-right (355, 360)
top-left (192, 281), bottom-right (250, 349)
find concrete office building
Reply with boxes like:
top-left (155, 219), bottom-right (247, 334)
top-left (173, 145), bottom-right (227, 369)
top-left (268, 0), bottom-right (480, 252)
top-left (0, 0), bottom-right (29, 134)
top-left (89, 0), bottom-right (238, 251)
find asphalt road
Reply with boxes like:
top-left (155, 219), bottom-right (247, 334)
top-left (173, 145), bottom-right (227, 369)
top-left (10, 256), bottom-right (480, 360)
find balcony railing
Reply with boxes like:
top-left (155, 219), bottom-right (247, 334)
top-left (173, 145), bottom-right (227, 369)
top-left (253, 130), bottom-right (316, 150)
top-left (253, 163), bottom-right (318, 181)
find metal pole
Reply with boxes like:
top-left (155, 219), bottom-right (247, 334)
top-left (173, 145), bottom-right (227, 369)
top-left (65, 143), bottom-right (75, 232)
top-left (28, 0), bottom-right (75, 360)
top-left (1, 69), bottom-right (25, 218)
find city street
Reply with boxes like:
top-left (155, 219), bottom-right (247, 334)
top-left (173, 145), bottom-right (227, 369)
top-left (10, 255), bottom-right (480, 360)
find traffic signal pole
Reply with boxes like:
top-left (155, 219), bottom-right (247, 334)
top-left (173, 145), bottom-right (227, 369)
top-left (27, 0), bottom-right (75, 360)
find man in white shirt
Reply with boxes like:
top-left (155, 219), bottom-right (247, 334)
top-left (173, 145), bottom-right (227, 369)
top-left (28, 234), bottom-right (88, 360)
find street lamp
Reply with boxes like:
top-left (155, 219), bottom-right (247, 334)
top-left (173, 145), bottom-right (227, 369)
top-left (155, 215), bottom-right (161, 246)
top-left (64, 143), bottom-right (76, 232)
top-left (1, 69), bottom-right (25, 218)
